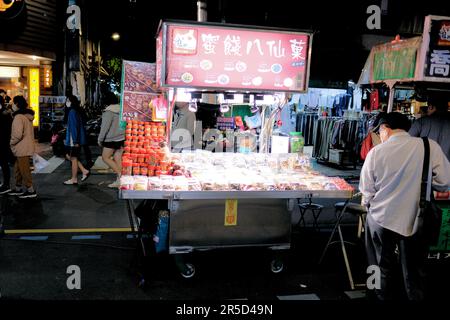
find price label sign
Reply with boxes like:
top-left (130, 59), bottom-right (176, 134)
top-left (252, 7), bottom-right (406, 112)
top-left (225, 199), bottom-right (238, 226)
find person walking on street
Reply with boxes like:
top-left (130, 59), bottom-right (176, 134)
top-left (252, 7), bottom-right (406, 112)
top-left (0, 93), bottom-right (13, 194)
top-left (409, 94), bottom-right (450, 161)
top-left (98, 92), bottom-right (125, 188)
top-left (63, 95), bottom-right (90, 185)
top-left (0, 88), bottom-right (11, 106)
top-left (359, 112), bottom-right (450, 301)
top-left (8, 96), bottom-right (37, 199)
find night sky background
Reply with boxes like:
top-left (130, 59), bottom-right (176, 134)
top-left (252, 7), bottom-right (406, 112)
top-left (81, 0), bottom-right (450, 85)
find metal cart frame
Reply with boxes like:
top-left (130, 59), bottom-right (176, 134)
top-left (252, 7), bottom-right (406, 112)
top-left (121, 189), bottom-right (353, 278)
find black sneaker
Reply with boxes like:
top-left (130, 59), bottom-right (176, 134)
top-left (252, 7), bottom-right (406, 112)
top-left (18, 191), bottom-right (37, 199)
top-left (8, 189), bottom-right (24, 196)
top-left (0, 185), bottom-right (11, 195)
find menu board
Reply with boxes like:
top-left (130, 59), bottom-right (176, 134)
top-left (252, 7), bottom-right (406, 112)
top-left (120, 60), bottom-right (168, 123)
top-left (371, 37), bottom-right (421, 82)
top-left (158, 21), bottom-right (312, 93)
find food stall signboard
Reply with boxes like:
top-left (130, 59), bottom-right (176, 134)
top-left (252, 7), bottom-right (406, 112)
top-left (120, 60), bottom-right (168, 123)
top-left (157, 20), bottom-right (313, 93)
top-left (371, 37), bottom-right (421, 82)
top-left (420, 16), bottom-right (450, 82)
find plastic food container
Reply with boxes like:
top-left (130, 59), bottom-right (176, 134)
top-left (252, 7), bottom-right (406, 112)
top-left (120, 175), bottom-right (134, 190)
top-left (289, 132), bottom-right (304, 154)
top-left (132, 164), bottom-right (140, 176)
top-left (148, 177), bottom-right (161, 190)
top-left (122, 159), bottom-right (133, 176)
top-left (160, 175), bottom-right (174, 191)
top-left (133, 176), bottom-right (148, 191)
top-left (140, 165), bottom-right (148, 176)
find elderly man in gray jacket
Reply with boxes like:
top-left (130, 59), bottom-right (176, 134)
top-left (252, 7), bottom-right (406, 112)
top-left (360, 112), bottom-right (450, 301)
top-left (98, 92), bottom-right (125, 188)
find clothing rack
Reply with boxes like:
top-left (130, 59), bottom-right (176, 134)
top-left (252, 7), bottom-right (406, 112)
top-left (312, 115), bottom-right (370, 168)
top-left (296, 112), bottom-right (319, 146)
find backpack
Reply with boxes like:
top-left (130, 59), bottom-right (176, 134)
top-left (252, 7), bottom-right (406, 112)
top-left (360, 132), bottom-right (381, 160)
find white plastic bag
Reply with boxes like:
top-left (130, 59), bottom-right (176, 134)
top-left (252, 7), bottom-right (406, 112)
top-left (32, 154), bottom-right (49, 173)
top-left (244, 112), bottom-right (262, 129)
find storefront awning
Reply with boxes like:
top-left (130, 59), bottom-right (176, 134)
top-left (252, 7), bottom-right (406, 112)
top-left (0, 50), bottom-right (53, 67)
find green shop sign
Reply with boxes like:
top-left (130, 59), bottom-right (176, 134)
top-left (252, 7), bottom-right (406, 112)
top-left (372, 47), bottom-right (417, 81)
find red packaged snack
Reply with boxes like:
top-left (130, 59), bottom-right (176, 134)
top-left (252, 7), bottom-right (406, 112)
top-left (140, 166), bottom-right (148, 176)
top-left (130, 153), bottom-right (138, 163)
top-left (122, 159), bottom-right (133, 176)
top-left (132, 164), bottom-right (140, 175)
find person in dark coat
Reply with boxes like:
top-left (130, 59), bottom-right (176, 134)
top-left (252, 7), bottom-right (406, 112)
top-left (63, 95), bottom-right (90, 185)
top-left (409, 94), bottom-right (450, 161)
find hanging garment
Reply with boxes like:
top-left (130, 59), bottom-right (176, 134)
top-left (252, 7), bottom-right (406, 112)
top-left (370, 90), bottom-right (379, 111)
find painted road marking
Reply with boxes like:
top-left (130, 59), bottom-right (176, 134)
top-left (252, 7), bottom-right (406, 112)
top-left (34, 156), bottom-right (64, 174)
top-left (277, 294), bottom-right (320, 300)
top-left (19, 236), bottom-right (49, 241)
top-left (126, 234), bottom-right (149, 239)
top-left (4, 228), bottom-right (132, 234)
top-left (71, 235), bottom-right (102, 240)
top-left (344, 290), bottom-right (366, 299)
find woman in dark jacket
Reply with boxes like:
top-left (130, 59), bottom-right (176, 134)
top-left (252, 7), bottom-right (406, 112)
top-left (63, 95), bottom-right (90, 185)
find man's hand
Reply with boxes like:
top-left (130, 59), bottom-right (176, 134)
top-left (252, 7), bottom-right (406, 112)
top-left (74, 144), bottom-right (80, 148)
top-left (98, 141), bottom-right (103, 147)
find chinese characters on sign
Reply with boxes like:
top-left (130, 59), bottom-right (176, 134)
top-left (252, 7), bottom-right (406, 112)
top-left (160, 22), bottom-right (311, 92)
top-left (425, 19), bottom-right (450, 80)
top-left (429, 49), bottom-right (450, 76)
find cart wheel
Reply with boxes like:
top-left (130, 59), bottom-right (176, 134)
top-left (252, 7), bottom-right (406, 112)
top-left (270, 259), bottom-right (284, 274)
top-left (180, 263), bottom-right (196, 279)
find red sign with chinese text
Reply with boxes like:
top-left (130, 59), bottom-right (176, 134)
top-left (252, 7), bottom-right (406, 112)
top-left (159, 22), bottom-right (312, 93)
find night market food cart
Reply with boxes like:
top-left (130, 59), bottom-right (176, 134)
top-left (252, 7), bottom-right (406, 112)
top-left (118, 20), bottom-right (354, 278)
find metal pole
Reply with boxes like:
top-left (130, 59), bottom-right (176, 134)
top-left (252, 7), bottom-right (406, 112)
top-left (63, 28), bottom-right (67, 96)
top-left (385, 80), bottom-right (396, 113)
top-left (197, 1), bottom-right (215, 104)
top-left (197, 0), bottom-right (207, 22)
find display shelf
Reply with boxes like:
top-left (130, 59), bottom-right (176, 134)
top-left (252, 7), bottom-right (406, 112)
top-left (119, 189), bottom-right (353, 200)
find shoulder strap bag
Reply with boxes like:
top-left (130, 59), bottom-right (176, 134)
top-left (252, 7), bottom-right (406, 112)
top-left (419, 137), bottom-right (443, 246)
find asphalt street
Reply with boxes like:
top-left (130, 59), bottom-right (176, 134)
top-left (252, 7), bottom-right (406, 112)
top-left (0, 144), bottom-right (448, 301)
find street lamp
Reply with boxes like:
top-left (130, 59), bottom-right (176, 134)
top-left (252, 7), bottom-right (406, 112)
top-left (111, 32), bottom-right (120, 41)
